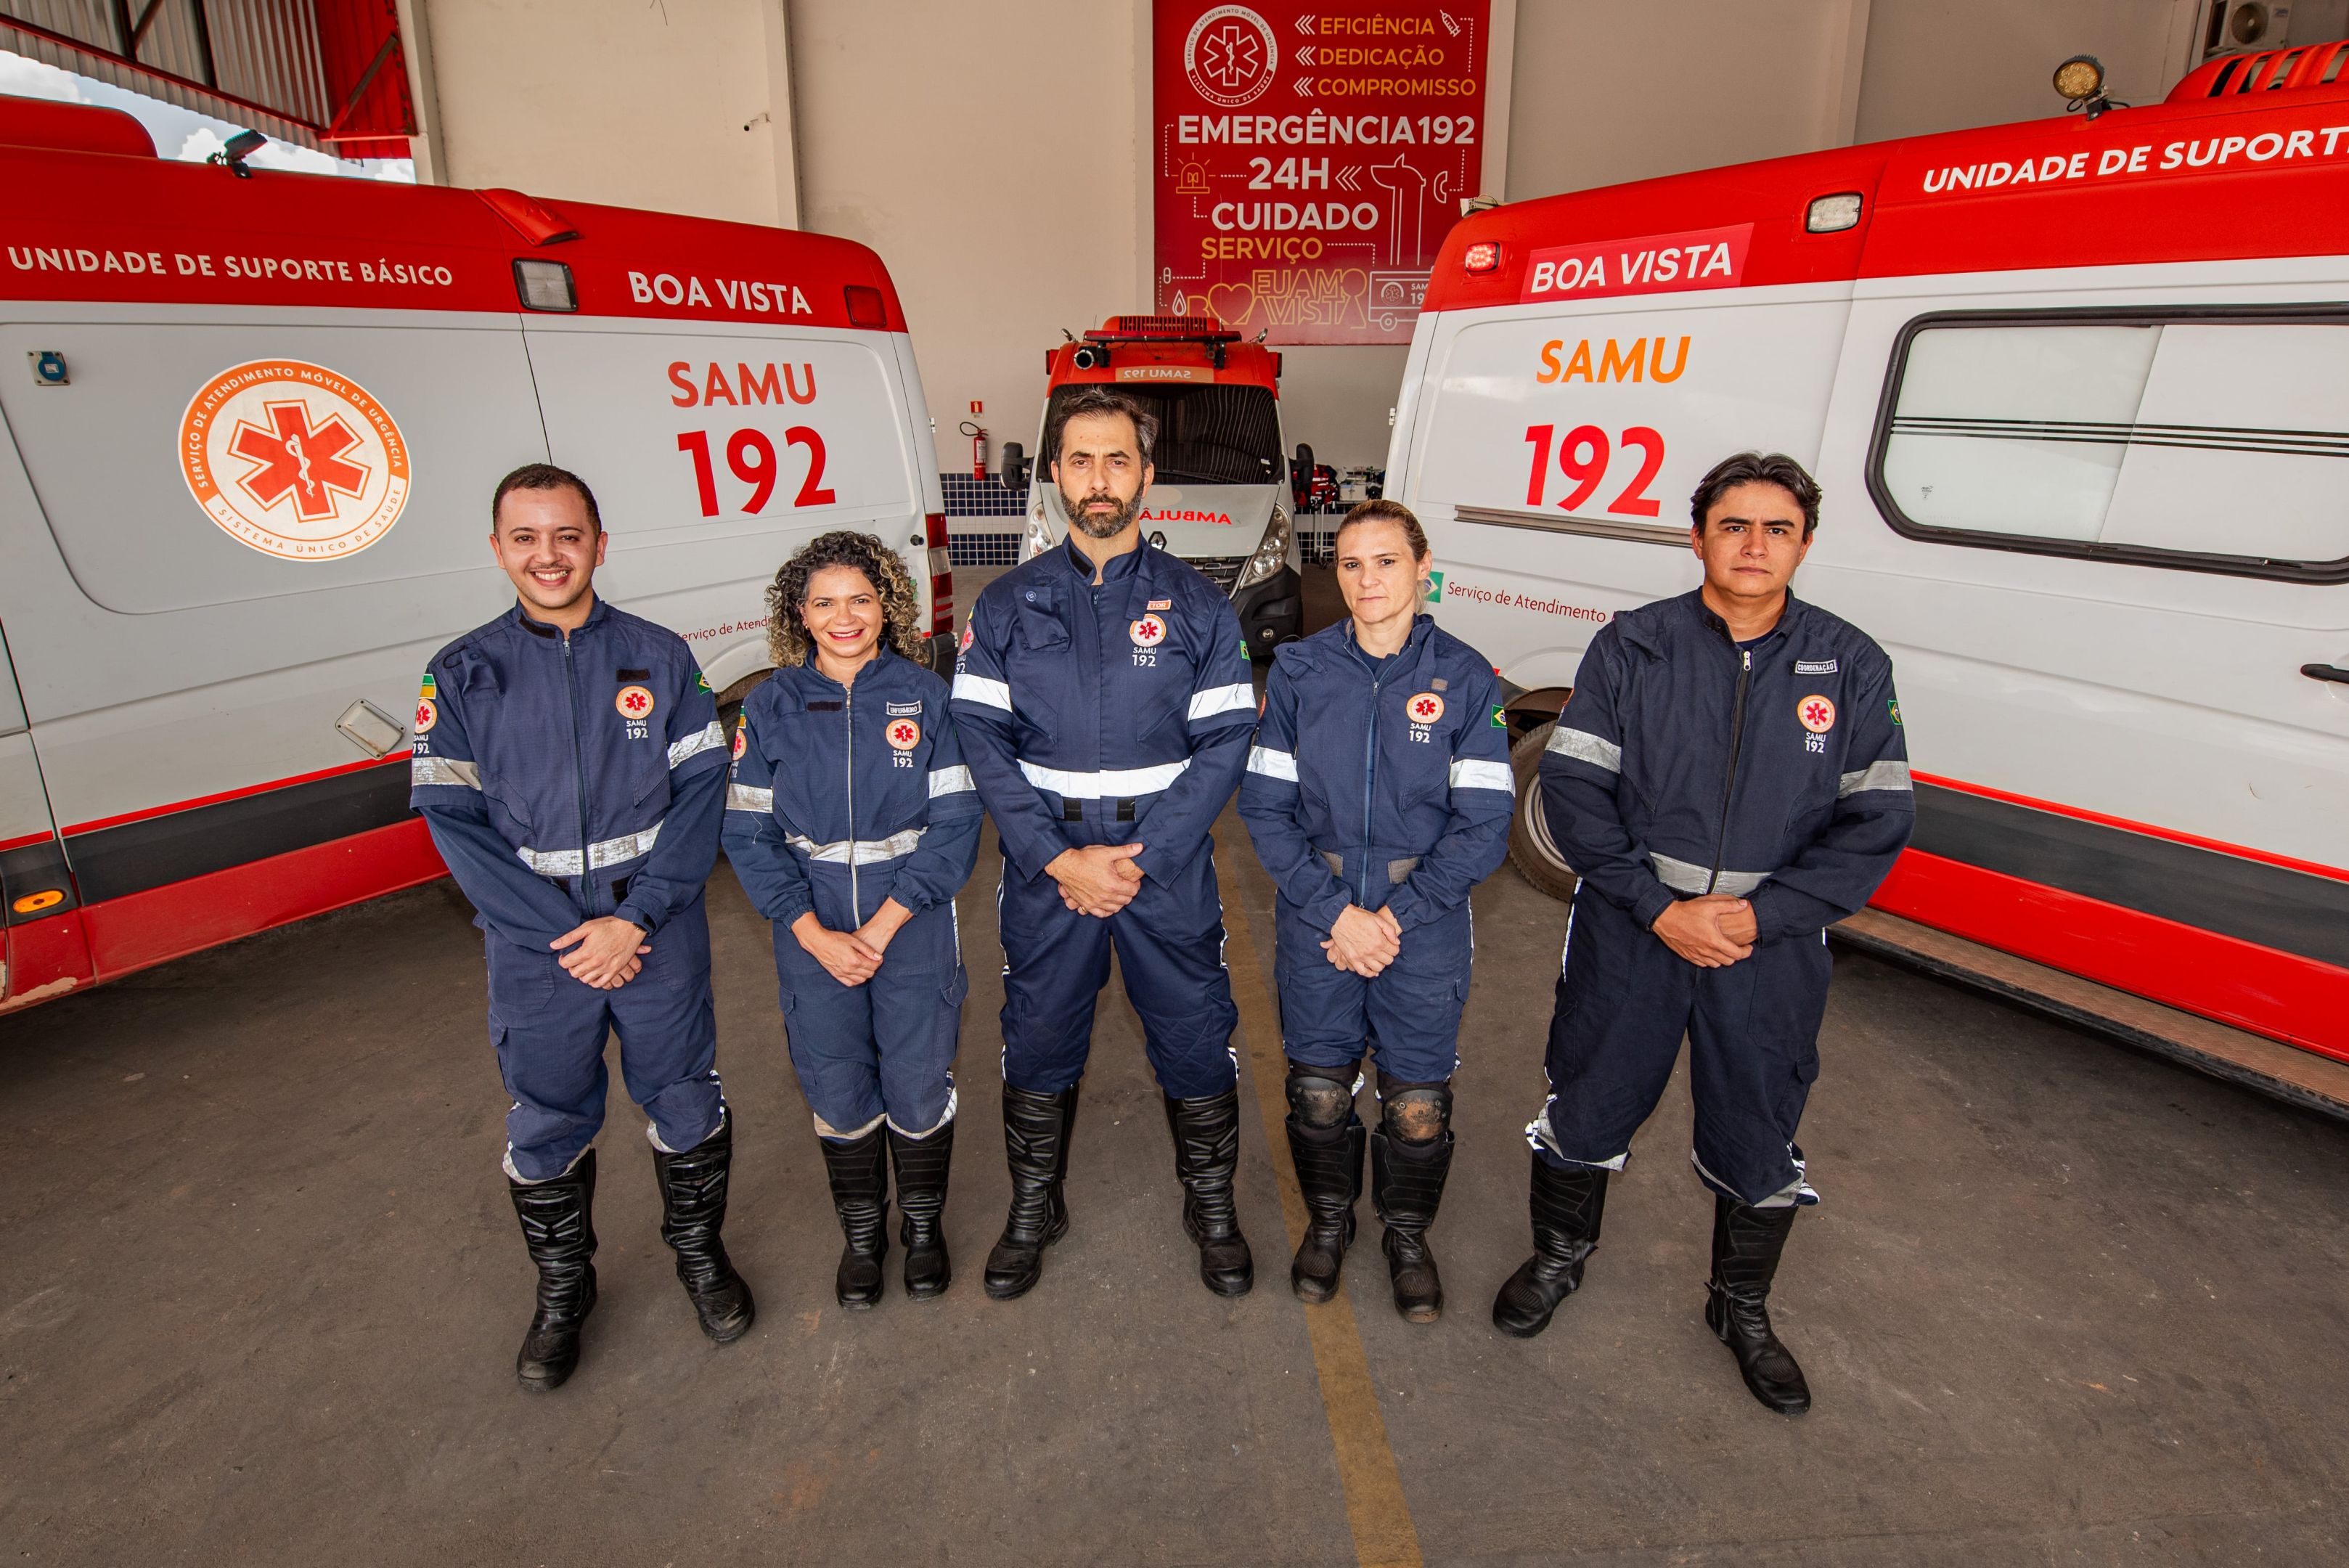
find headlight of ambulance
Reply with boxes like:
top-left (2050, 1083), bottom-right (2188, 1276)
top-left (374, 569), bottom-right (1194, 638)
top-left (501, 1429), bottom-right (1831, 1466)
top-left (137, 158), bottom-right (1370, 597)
top-left (1235, 506), bottom-right (1292, 591)
top-left (1021, 505), bottom-right (1055, 560)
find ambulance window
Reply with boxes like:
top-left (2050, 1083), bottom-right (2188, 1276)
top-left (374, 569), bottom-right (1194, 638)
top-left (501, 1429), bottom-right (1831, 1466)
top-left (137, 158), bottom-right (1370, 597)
top-left (1873, 312), bottom-right (2349, 580)
top-left (1047, 385), bottom-right (1280, 488)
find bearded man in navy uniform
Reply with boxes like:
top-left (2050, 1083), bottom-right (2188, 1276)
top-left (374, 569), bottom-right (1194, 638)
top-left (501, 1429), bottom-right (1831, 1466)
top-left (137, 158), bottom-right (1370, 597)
top-left (951, 388), bottom-right (1259, 1299)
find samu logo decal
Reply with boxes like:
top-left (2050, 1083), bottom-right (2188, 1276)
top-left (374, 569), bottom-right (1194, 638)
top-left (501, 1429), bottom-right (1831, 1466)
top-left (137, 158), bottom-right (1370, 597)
top-left (1183, 5), bottom-right (1277, 110)
top-left (179, 360), bottom-right (409, 561)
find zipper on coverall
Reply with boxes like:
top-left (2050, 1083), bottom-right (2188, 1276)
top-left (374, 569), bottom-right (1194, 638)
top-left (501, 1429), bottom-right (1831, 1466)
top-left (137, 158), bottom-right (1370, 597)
top-left (1706, 645), bottom-right (1752, 895)
top-left (562, 631), bottom-right (592, 912)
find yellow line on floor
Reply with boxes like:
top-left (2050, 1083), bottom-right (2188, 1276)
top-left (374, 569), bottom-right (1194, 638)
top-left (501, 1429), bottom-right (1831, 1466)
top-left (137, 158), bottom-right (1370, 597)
top-left (1217, 821), bottom-right (1424, 1568)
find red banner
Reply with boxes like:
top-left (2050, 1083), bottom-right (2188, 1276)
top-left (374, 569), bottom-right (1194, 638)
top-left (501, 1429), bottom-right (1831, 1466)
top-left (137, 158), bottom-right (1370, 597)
top-left (1152, 1), bottom-right (1491, 346)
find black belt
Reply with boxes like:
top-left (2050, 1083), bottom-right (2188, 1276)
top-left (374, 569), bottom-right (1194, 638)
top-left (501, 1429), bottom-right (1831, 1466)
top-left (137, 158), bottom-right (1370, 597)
top-left (1063, 798), bottom-right (1137, 823)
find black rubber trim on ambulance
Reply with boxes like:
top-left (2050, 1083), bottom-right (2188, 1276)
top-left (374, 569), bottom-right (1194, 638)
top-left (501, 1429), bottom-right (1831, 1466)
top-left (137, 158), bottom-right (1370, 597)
top-left (1911, 782), bottom-right (2349, 969)
top-left (1864, 303), bottom-right (2349, 586)
top-left (62, 760), bottom-right (415, 906)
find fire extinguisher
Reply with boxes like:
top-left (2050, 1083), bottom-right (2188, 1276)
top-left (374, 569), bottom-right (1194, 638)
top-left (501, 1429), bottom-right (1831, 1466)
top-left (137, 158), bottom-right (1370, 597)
top-left (959, 420), bottom-right (989, 481)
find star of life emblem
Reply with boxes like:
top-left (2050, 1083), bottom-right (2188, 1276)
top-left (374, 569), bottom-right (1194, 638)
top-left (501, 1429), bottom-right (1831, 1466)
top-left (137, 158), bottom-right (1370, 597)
top-left (616, 685), bottom-right (656, 719)
top-left (886, 718), bottom-right (923, 751)
top-left (179, 359), bottom-right (409, 561)
top-left (1184, 5), bottom-right (1278, 109)
top-left (1798, 695), bottom-right (1837, 734)
top-left (1407, 691), bottom-right (1445, 725)
top-left (1131, 613), bottom-right (1169, 648)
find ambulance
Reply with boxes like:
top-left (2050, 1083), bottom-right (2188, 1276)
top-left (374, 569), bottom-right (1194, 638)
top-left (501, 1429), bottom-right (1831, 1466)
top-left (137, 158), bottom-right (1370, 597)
top-left (1002, 315), bottom-right (1303, 653)
top-left (0, 95), bottom-right (951, 1013)
top-left (1386, 46), bottom-right (2349, 1067)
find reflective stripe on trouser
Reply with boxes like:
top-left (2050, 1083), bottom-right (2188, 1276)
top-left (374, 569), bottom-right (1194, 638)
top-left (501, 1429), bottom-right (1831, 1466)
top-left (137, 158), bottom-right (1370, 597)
top-left (487, 891), bottom-right (723, 1182)
top-left (1527, 885), bottom-right (1825, 1206)
top-left (1275, 890), bottom-right (1469, 1083)
top-left (772, 898), bottom-right (966, 1139)
top-left (997, 815), bottom-right (1239, 1098)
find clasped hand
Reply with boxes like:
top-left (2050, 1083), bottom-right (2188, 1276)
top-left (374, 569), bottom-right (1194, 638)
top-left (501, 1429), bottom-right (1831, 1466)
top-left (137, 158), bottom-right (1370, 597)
top-left (1046, 842), bottom-right (1146, 918)
top-left (793, 899), bottom-right (912, 987)
top-left (1650, 894), bottom-right (1758, 968)
top-left (552, 916), bottom-right (650, 990)
top-left (1321, 903), bottom-right (1402, 977)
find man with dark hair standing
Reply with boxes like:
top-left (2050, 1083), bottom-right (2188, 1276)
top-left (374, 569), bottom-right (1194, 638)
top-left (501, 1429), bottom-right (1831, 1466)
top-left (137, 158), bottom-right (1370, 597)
top-left (412, 462), bottom-right (753, 1392)
top-left (951, 388), bottom-right (1259, 1300)
top-left (1491, 452), bottom-right (1912, 1417)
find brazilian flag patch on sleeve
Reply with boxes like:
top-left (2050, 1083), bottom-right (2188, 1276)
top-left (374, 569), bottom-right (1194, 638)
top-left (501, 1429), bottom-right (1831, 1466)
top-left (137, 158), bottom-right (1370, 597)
top-left (1888, 698), bottom-right (1902, 726)
top-left (1491, 704), bottom-right (1506, 728)
top-left (695, 669), bottom-right (712, 693)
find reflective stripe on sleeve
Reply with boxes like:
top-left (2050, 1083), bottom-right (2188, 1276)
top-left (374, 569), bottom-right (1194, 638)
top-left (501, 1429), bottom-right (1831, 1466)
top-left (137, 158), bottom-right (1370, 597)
top-left (1449, 757), bottom-right (1514, 793)
top-left (1837, 759), bottom-right (1913, 798)
top-left (726, 783), bottom-right (775, 814)
top-left (1016, 758), bottom-right (1190, 799)
top-left (1544, 725), bottom-right (1622, 774)
top-left (1187, 682), bottom-right (1255, 721)
top-left (410, 756), bottom-right (481, 789)
top-left (785, 828), bottom-right (927, 865)
top-left (518, 820), bottom-right (663, 877)
top-left (928, 764), bottom-right (975, 798)
top-left (952, 672), bottom-right (1013, 711)
top-left (669, 721), bottom-right (727, 769)
top-left (1649, 852), bottom-right (1768, 898)
top-left (1246, 745), bottom-right (1299, 782)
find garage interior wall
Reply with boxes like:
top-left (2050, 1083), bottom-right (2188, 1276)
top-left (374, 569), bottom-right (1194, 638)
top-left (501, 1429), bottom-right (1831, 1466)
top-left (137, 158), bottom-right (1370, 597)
top-left (411, 0), bottom-right (2221, 475)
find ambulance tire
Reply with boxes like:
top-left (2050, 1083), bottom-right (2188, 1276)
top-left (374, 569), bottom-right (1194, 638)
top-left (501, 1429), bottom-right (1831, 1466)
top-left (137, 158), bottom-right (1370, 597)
top-left (1507, 721), bottom-right (1580, 904)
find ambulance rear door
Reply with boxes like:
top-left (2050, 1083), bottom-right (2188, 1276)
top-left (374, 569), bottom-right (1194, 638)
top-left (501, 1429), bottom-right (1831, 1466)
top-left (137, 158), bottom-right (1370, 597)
top-left (521, 272), bottom-right (939, 693)
top-left (1395, 177), bottom-right (1879, 697)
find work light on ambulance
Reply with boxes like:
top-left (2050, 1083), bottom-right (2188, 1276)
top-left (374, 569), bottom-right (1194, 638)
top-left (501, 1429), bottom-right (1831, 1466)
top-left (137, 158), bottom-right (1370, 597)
top-left (1805, 194), bottom-right (1863, 234)
top-left (1463, 241), bottom-right (1501, 274)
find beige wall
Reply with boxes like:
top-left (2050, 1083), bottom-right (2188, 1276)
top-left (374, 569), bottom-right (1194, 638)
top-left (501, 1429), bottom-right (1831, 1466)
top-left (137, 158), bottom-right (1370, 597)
top-left (422, 0), bottom-right (792, 226)
top-left (1855, 0), bottom-right (2203, 144)
top-left (404, 0), bottom-right (2230, 479)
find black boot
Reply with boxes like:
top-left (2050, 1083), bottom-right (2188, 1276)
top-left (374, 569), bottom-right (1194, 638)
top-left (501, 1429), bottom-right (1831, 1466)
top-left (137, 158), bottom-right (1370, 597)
top-left (1705, 1195), bottom-right (1811, 1416)
top-left (1164, 1089), bottom-right (1254, 1297)
top-left (888, 1121), bottom-right (955, 1301)
top-left (652, 1112), bottom-right (756, 1344)
top-left (1491, 1153), bottom-right (1609, 1339)
top-left (507, 1148), bottom-right (598, 1392)
top-left (1372, 1124), bottom-right (1452, 1323)
top-left (1286, 1117), bottom-right (1363, 1303)
top-left (984, 1083), bottom-right (1078, 1300)
top-left (819, 1127), bottom-right (891, 1310)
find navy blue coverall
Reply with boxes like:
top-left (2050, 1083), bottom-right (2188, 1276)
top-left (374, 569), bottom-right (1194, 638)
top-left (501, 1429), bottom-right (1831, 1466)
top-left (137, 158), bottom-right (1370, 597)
top-left (721, 648), bottom-right (981, 1140)
top-left (1238, 615), bottom-right (1514, 1083)
top-left (1533, 589), bottom-right (1914, 1206)
top-left (411, 600), bottom-right (731, 1183)
top-left (950, 538), bottom-right (1256, 1098)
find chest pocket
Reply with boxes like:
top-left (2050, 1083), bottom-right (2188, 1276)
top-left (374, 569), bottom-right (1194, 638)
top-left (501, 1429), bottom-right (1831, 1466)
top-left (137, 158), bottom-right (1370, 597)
top-left (1392, 693), bottom-right (1458, 808)
top-left (1005, 594), bottom-right (1071, 739)
top-left (618, 681), bottom-right (675, 813)
top-left (865, 707), bottom-right (934, 835)
top-left (1776, 674), bottom-right (1848, 843)
top-left (1132, 617), bottom-right (1197, 746)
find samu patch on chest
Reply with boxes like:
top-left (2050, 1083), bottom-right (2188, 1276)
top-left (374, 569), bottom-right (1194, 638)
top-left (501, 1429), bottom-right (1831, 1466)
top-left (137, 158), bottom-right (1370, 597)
top-left (616, 683), bottom-right (656, 742)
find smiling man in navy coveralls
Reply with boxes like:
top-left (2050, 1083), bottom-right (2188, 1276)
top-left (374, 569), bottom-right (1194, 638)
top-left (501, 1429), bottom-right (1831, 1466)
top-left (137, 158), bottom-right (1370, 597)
top-left (1491, 452), bottom-right (1913, 1417)
top-left (951, 388), bottom-right (1259, 1299)
top-left (411, 464), bottom-right (753, 1392)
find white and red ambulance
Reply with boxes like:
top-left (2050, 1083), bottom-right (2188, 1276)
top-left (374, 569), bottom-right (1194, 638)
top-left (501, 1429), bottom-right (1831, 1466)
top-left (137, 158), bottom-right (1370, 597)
top-left (1005, 315), bottom-right (1303, 653)
top-left (1388, 46), bottom-right (2349, 1069)
top-left (0, 95), bottom-right (951, 1013)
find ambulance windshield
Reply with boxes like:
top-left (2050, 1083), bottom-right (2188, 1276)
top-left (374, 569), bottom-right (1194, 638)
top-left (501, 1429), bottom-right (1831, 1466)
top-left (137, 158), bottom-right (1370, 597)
top-left (1048, 385), bottom-right (1280, 489)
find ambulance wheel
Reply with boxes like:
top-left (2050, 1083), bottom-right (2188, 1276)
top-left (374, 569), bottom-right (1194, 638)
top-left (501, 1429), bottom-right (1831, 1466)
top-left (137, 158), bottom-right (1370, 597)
top-left (1508, 722), bottom-right (1580, 904)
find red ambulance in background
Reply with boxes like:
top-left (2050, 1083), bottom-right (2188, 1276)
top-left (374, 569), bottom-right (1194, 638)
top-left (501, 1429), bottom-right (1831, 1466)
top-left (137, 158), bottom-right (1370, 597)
top-left (1389, 46), bottom-right (2349, 1076)
top-left (0, 96), bottom-right (951, 1013)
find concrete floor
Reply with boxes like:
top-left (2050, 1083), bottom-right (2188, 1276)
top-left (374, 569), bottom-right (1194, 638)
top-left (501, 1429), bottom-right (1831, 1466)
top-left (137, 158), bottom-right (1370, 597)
top-left (5, 817), bottom-right (2348, 1566)
top-left (7, 566), bottom-right (2349, 1564)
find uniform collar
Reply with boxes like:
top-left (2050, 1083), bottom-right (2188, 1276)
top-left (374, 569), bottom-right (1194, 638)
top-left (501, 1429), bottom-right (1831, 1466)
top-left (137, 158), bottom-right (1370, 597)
top-left (798, 644), bottom-right (896, 693)
top-left (510, 595), bottom-right (610, 639)
top-left (1688, 588), bottom-right (1801, 647)
top-left (1060, 531), bottom-right (1148, 584)
top-left (1342, 612), bottom-right (1434, 667)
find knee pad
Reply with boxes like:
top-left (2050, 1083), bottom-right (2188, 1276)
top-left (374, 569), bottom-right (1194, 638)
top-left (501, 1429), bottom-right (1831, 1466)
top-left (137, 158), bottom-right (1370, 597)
top-left (1285, 1062), bottom-right (1360, 1131)
top-left (1379, 1080), bottom-right (1452, 1146)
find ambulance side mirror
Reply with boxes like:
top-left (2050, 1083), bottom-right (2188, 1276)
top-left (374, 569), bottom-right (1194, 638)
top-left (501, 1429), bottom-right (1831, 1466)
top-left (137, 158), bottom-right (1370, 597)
top-left (1000, 441), bottom-right (1030, 494)
top-left (1290, 443), bottom-right (1315, 504)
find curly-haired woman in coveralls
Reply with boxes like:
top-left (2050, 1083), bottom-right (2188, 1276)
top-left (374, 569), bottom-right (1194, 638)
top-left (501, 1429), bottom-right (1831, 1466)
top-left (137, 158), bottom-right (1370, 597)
top-left (1238, 499), bottom-right (1515, 1321)
top-left (722, 531), bottom-right (981, 1307)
